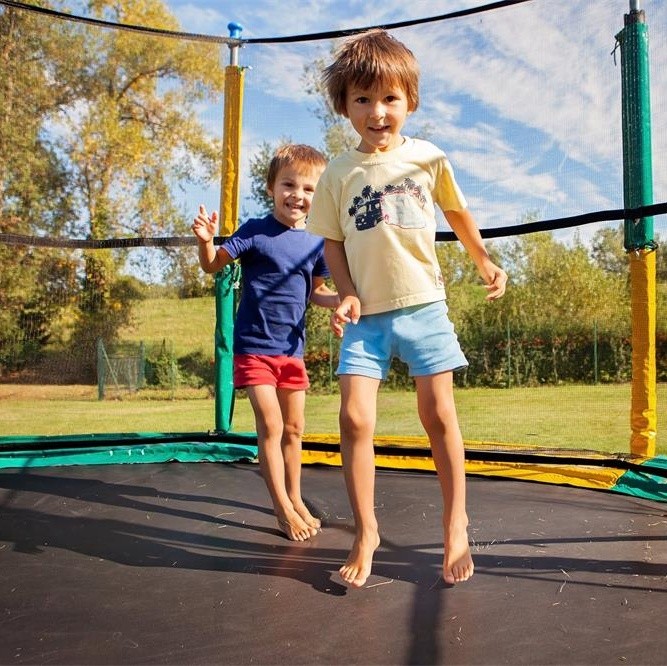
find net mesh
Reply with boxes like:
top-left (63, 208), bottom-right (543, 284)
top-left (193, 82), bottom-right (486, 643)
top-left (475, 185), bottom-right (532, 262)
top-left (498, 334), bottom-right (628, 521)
top-left (0, 0), bottom-right (665, 456)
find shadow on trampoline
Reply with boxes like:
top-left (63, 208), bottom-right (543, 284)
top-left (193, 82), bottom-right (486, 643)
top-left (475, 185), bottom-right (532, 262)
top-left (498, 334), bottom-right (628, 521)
top-left (0, 462), bottom-right (665, 665)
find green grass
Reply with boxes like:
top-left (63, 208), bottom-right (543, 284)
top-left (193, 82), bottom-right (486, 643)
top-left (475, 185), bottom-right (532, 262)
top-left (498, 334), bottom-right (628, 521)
top-left (1, 384), bottom-right (664, 455)
top-left (1, 395), bottom-right (217, 435)
top-left (3, 297), bottom-right (663, 456)
top-left (118, 296), bottom-right (216, 357)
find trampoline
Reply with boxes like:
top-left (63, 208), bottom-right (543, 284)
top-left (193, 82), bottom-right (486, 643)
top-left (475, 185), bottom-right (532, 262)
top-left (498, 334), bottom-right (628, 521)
top-left (1, 459), bottom-right (665, 665)
top-left (1, 1), bottom-right (667, 663)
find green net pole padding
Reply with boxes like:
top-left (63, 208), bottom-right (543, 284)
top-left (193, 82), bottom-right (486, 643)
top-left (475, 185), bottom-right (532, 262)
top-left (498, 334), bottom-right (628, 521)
top-left (617, 4), bottom-right (657, 457)
top-left (214, 267), bottom-right (235, 433)
top-left (618, 6), bottom-right (654, 251)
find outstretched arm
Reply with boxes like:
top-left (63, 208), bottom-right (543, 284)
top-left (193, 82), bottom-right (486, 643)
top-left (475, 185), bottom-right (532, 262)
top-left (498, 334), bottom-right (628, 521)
top-left (310, 277), bottom-right (340, 309)
top-left (444, 208), bottom-right (508, 300)
top-left (310, 277), bottom-right (343, 337)
top-left (192, 204), bottom-right (233, 274)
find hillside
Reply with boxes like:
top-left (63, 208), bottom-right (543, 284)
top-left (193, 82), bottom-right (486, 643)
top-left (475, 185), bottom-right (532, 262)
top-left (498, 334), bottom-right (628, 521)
top-left (118, 296), bottom-right (217, 358)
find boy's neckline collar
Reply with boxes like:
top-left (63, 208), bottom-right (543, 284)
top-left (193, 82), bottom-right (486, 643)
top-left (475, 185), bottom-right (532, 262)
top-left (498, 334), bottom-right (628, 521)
top-left (349, 136), bottom-right (413, 163)
top-left (354, 135), bottom-right (408, 155)
top-left (268, 213), bottom-right (307, 230)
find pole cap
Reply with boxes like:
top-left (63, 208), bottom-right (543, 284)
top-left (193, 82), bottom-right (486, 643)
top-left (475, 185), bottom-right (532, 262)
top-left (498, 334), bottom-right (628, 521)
top-left (228, 22), bottom-right (243, 39)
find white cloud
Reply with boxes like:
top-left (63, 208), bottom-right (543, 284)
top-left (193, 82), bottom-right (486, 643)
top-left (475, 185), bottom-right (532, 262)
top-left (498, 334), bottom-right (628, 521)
top-left (465, 194), bottom-right (528, 229)
top-left (452, 146), bottom-right (564, 203)
top-left (244, 46), bottom-right (316, 103)
top-left (169, 3), bottom-right (227, 35)
top-left (408, 5), bottom-right (622, 166)
top-left (167, 0), bottom-right (667, 228)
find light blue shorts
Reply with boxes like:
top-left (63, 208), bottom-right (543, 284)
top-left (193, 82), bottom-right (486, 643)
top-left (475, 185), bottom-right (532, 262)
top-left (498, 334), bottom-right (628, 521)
top-left (337, 301), bottom-right (468, 380)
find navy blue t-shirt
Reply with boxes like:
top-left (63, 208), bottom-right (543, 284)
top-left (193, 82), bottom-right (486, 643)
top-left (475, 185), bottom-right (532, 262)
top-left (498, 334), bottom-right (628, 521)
top-left (221, 214), bottom-right (329, 357)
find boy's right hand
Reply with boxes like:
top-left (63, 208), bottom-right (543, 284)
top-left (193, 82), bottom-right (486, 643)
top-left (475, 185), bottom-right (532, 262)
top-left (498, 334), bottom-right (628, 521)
top-left (191, 204), bottom-right (219, 243)
top-left (330, 295), bottom-right (361, 338)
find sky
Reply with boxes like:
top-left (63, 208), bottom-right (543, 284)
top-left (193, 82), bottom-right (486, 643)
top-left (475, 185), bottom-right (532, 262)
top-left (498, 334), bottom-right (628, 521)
top-left (163, 0), bottom-right (667, 238)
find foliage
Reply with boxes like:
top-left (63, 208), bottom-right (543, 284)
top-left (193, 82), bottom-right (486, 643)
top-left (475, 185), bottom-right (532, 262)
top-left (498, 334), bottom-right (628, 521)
top-left (144, 339), bottom-right (181, 389)
top-left (143, 342), bottom-right (214, 391)
top-left (69, 0), bottom-right (225, 237)
top-left (301, 228), bottom-right (642, 391)
top-left (591, 225), bottom-right (628, 276)
top-left (0, 7), bottom-right (82, 375)
top-left (164, 242), bottom-right (216, 298)
top-left (0, 0), bottom-right (226, 373)
top-left (451, 230), bottom-right (631, 387)
top-left (1, 7), bottom-right (665, 396)
top-left (301, 51), bottom-right (358, 159)
top-left (0, 7), bottom-right (80, 234)
top-left (178, 349), bottom-right (216, 389)
top-left (247, 139), bottom-right (283, 216)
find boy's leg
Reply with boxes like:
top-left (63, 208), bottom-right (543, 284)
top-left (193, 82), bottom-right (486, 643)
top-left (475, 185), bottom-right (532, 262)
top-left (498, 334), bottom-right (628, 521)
top-left (414, 371), bottom-right (474, 584)
top-left (245, 385), bottom-right (316, 541)
top-left (276, 387), bottom-right (321, 530)
top-left (338, 374), bottom-right (381, 587)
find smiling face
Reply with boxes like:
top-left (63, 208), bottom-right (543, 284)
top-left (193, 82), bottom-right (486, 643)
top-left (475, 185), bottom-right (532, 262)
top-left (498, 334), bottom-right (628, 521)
top-left (345, 80), bottom-right (412, 154)
top-left (267, 163), bottom-right (324, 228)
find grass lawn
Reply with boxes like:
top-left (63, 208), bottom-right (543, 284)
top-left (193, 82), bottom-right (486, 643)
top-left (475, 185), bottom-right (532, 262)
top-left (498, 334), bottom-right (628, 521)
top-left (1, 383), bottom-right (664, 456)
top-left (98, 297), bottom-right (664, 454)
top-left (118, 296), bottom-right (216, 358)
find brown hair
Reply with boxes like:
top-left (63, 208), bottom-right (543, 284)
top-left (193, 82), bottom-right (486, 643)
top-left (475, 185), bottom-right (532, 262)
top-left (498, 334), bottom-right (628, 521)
top-left (266, 144), bottom-right (327, 188)
top-left (323, 29), bottom-right (420, 116)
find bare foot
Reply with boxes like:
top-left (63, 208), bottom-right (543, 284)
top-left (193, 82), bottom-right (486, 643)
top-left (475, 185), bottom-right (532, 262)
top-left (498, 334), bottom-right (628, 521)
top-left (443, 524), bottom-right (474, 584)
top-left (339, 529), bottom-right (380, 588)
top-left (277, 509), bottom-right (317, 542)
top-left (292, 499), bottom-right (321, 531)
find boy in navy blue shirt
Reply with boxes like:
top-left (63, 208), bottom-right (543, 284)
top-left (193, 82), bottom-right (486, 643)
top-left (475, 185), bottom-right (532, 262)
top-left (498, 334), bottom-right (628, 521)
top-left (193, 144), bottom-right (339, 541)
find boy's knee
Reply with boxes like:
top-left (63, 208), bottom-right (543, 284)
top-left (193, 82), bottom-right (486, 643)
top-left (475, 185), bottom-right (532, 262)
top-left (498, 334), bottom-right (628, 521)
top-left (339, 409), bottom-right (374, 439)
top-left (418, 405), bottom-right (455, 435)
top-left (282, 419), bottom-right (305, 441)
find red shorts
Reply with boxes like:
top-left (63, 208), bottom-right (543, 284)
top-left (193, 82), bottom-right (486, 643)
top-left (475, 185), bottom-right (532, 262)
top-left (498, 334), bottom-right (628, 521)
top-left (233, 354), bottom-right (310, 390)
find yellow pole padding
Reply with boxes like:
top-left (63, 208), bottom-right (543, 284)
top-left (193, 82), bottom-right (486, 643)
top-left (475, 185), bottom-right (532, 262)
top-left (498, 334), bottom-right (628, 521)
top-left (220, 65), bottom-right (245, 236)
top-left (629, 249), bottom-right (657, 458)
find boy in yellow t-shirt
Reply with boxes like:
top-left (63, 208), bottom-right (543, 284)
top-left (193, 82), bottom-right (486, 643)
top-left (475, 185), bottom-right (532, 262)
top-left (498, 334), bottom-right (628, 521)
top-left (308, 29), bottom-right (507, 587)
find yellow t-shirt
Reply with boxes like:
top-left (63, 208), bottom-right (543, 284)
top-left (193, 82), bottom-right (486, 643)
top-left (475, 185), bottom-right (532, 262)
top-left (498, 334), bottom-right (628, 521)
top-left (308, 137), bottom-right (467, 315)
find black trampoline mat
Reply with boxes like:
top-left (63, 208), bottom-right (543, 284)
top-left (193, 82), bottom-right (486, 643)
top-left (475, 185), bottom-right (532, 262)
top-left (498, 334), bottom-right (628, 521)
top-left (0, 461), bottom-right (665, 665)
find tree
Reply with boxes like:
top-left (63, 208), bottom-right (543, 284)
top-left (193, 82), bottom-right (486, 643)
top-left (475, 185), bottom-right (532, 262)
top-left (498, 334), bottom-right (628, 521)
top-left (247, 139), bottom-right (289, 215)
top-left (591, 225), bottom-right (628, 276)
top-left (496, 231), bottom-right (630, 383)
top-left (0, 6), bottom-right (88, 375)
top-left (63, 0), bottom-right (224, 235)
top-left (301, 51), bottom-right (358, 159)
top-left (58, 0), bottom-right (226, 371)
top-left (0, 0), bottom-right (227, 377)
top-left (0, 6), bottom-right (84, 233)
